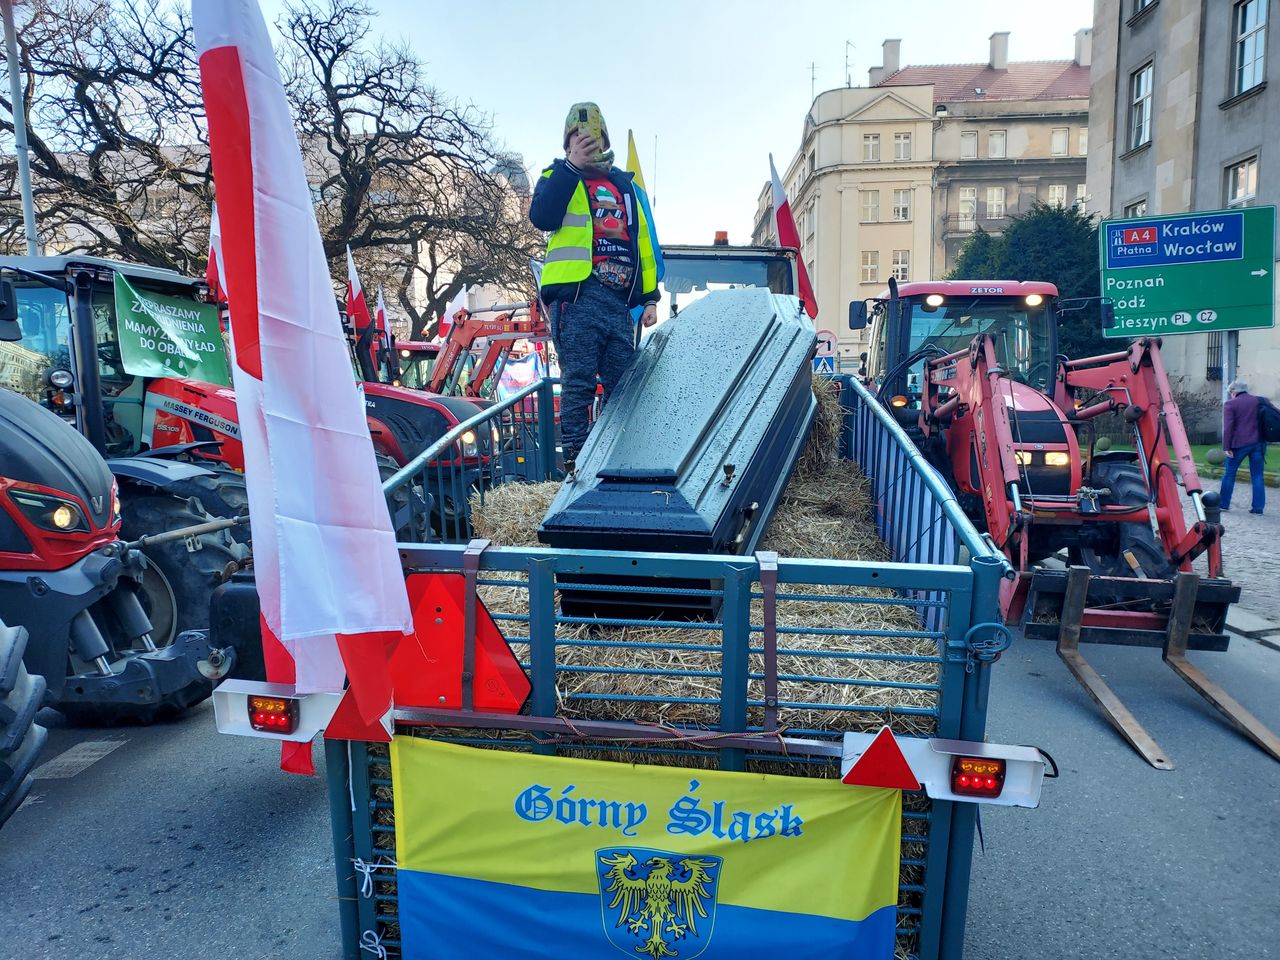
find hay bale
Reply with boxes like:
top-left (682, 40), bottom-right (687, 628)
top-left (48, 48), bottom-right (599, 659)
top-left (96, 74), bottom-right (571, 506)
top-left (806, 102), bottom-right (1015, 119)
top-left (460, 380), bottom-right (941, 741)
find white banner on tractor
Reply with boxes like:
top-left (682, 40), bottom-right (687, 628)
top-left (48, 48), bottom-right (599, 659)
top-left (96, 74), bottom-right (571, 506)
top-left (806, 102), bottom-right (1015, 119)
top-left (194, 0), bottom-right (413, 771)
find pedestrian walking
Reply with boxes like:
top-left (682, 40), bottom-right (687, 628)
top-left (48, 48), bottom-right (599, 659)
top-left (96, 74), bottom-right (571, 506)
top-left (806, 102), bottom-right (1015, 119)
top-left (529, 102), bottom-right (660, 470)
top-left (1221, 379), bottom-right (1266, 515)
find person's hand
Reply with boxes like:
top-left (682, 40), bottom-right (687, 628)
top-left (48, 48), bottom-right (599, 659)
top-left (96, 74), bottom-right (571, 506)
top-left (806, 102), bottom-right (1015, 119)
top-left (567, 131), bottom-right (600, 169)
top-left (1224, 450), bottom-right (1233, 459)
top-left (640, 304), bottom-right (658, 327)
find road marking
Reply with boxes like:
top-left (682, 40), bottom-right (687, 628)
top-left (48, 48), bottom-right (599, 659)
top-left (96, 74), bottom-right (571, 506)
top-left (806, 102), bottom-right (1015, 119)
top-left (35, 739), bottom-right (127, 779)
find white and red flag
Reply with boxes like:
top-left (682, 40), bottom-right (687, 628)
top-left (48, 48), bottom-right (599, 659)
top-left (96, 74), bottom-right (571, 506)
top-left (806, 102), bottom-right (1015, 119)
top-left (345, 245), bottom-right (374, 334)
top-left (437, 284), bottom-right (466, 340)
top-left (194, 0), bottom-right (414, 772)
top-left (374, 286), bottom-right (388, 336)
top-left (206, 201), bottom-right (224, 302)
top-left (768, 154), bottom-right (818, 319)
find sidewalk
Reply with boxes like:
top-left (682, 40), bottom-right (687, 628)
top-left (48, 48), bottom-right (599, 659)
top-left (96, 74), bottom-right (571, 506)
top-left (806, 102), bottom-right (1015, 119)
top-left (1182, 478), bottom-right (1280, 642)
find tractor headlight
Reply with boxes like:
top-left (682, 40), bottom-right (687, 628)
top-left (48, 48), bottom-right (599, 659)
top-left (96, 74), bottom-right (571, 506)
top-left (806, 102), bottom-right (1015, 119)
top-left (48, 368), bottom-right (74, 389)
top-left (460, 429), bottom-right (478, 457)
top-left (1043, 451), bottom-right (1071, 467)
top-left (1014, 451), bottom-right (1033, 466)
top-left (8, 490), bottom-right (89, 533)
top-left (112, 488), bottom-right (122, 522)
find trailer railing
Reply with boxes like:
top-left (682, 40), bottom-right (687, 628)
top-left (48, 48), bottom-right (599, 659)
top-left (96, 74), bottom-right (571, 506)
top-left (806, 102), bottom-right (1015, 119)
top-left (351, 373), bottom-right (1012, 960)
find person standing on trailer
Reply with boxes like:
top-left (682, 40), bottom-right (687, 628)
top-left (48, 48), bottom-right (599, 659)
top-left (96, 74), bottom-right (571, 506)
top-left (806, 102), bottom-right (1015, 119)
top-left (1221, 379), bottom-right (1266, 515)
top-left (529, 102), bottom-right (660, 470)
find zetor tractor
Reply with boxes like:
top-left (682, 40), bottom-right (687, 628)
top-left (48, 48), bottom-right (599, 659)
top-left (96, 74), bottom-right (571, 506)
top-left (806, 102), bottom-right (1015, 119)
top-left (0, 385), bottom-right (250, 829)
top-left (852, 279), bottom-right (1276, 766)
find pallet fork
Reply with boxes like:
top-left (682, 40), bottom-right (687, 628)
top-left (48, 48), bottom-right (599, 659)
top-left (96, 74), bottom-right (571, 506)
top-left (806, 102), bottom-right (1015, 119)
top-left (1055, 565), bottom-right (1280, 769)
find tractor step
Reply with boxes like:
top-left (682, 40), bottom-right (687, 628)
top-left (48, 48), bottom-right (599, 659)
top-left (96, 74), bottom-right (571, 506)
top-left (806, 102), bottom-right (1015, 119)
top-left (1048, 565), bottom-right (1279, 769)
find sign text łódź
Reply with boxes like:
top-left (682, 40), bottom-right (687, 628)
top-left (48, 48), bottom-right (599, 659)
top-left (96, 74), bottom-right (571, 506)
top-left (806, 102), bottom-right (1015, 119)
top-left (1099, 206), bottom-right (1275, 339)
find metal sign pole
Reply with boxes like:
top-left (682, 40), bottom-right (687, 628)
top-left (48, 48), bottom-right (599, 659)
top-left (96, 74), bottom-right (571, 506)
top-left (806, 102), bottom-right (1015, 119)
top-left (2, 0), bottom-right (38, 255)
top-left (1223, 329), bottom-right (1238, 404)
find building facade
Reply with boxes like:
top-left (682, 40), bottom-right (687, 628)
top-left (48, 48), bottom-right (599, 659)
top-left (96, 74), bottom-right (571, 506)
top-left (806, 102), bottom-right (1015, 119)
top-left (756, 33), bottom-right (1090, 363)
top-left (1087, 0), bottom-right (1279, 401)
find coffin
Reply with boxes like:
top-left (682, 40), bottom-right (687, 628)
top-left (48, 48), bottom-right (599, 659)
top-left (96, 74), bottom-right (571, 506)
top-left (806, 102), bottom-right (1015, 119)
top-left (539, 289), bottom-right (817, 618)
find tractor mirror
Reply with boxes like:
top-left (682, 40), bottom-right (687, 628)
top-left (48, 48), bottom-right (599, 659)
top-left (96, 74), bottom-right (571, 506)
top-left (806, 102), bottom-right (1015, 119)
top-left (848, 300), bottom-right (869, 330)
top-left (1099, 300), bottom-right (1116, 329)
top-left (0, 280), bottom-right (20, 342)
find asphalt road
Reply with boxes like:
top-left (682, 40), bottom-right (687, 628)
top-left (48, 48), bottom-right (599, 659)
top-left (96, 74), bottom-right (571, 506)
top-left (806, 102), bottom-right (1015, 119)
top-left (2, 632), bottom-right (1278, 960)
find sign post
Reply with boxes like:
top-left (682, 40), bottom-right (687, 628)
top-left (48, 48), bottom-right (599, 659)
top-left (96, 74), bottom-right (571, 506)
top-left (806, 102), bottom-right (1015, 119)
top-left (1099, 206), bottom-right (1275, 342)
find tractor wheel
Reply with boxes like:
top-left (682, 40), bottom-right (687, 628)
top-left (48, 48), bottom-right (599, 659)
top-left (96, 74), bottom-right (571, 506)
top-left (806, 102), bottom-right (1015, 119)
top-left (117, 492), bottom-right (243, 648)
top-left (378, 454), bottom-right (429, 542)
top-left (1079, 461), bottom-right (1175, 579)
top-left (163, 466), bottom-right (251, 545)
top-left (0, 621), bottom-right (48, 830)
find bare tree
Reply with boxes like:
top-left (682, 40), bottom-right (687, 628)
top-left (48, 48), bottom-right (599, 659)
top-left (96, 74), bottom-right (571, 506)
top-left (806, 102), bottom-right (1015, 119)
top-left (0, 0), bottom-right (538, 335)
top-left (0, 0), bottom-right (212, 272)
top-left (280, 0), bottom-right (539, 339)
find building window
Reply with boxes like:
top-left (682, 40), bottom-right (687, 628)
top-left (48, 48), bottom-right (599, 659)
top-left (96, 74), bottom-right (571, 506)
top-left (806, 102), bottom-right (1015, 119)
top-left (988, 130), bottom-right (1007, 158)
top-left (1048, 184), bottom-right (1068, 207)
top-left (961, 131), bottom-right (978, 159)
top-left (863, 134), bottom-right (880, 162)
top-left (1235, 0), bottom-right (1268, 95)
top-left (986, 186), bottom-right (1006, 220)
top-left (1078, 128), bottom-right (1089, 155)
top-left (860, 190), bottom-right (879, 223)
top-left (1123, 198), bottom-right (1149, 217)
top-left (1226, 156), bottom-right (1259, 206)
top-left (1075, 183), bottom-right (1088, 206)
top-left (1051, 127), bottom-right (1069, 156)
top-left (861, 250), bottom-right (879, 283)
top-left (894, 132), bottom-right (912, 161)
top-left (958, 186), bottom-right (977, 230)
top-left (806, 203), bottom-right (816, 238)
top-left (1206, 331), bottom-right (1224, 381)
top-left (1129, 62), bottom-right (1153, 149)
top-left (1134, 0), bottom-right (1155, 12)
top-left (891, 250), bottom-right (911, 282)
top-left (893, 188), bottom-right (912, 221)
top-left (808, 151), bottom-right (817, 174)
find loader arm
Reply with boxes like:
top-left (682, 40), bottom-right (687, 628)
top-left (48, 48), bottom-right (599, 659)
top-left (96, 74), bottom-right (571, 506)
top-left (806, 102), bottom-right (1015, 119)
top-left (427, 302), bottom-right (549, 397)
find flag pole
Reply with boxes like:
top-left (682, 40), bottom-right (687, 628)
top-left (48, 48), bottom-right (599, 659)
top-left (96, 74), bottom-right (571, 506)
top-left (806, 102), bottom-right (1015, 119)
top-left (2, 0), bottom-right (38, 255)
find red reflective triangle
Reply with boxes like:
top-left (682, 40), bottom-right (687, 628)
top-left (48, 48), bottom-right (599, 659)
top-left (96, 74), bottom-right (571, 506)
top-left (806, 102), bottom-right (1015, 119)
top-left (842, 726), bottom-right (921, 791)
top-left (388, 572), bottom-right (531, 713)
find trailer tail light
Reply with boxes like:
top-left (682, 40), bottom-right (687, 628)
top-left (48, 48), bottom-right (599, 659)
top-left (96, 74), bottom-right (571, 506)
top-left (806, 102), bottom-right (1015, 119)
top-left (248, 695), bottom-right (299, 734)
top-left (950, 756), bottom-right (1005, 798)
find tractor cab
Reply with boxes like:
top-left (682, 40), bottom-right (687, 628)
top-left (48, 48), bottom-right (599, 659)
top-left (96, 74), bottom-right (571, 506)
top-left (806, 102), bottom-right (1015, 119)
top-left (658, 244), bottom-right (797, 322)
top-left (857, 280), bottom-right (1060, 411)
top-left (394, 341), bottom-right (443, 390)
top-left (0, 255), bottom-right (228, 460)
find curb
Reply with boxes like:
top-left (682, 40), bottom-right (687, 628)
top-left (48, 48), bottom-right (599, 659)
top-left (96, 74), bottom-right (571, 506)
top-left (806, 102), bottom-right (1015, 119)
top-left (1227, 606), bottom-right (1280, 652)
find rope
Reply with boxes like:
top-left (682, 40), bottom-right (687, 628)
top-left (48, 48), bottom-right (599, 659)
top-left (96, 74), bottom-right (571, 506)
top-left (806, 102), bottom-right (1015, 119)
top-left (353, 856), bottom-right (399, 898)
top-left (359, 929), bottom-right (388, 958)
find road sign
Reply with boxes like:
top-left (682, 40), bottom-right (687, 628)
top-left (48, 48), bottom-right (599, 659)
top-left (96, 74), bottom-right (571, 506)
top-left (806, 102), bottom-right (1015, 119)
top-left (812, 355), bottom-right (835, 374)
top-left (1099, 206), bottom-right (1275, 338)
top-left (815, 329), bottom-right (837, 357)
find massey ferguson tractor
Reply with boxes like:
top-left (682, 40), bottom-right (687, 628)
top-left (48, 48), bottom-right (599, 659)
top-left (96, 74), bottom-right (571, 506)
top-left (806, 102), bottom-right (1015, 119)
top-left (852, 278), bottom-right (1278, 767)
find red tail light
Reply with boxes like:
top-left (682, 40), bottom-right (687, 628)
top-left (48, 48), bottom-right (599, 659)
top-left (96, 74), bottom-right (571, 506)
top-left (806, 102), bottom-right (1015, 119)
top-left (950, 756), bottom-right (1005, 798)
top-left (248, 695), bottom-right (299, 734)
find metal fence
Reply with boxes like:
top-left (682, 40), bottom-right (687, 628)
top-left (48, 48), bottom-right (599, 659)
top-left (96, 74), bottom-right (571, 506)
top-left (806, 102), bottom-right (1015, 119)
top-left (343, 373), bottom-right (1010, 960)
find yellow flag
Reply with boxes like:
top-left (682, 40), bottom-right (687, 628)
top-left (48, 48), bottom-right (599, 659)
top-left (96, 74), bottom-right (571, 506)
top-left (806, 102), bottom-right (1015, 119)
top-left (626, 129), bottom-right (647, 192)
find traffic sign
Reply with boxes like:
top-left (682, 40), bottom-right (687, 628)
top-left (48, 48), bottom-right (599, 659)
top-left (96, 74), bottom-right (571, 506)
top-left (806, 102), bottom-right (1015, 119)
top-left (1099, 206), bottom-right (1275, 338)
top-left (815, 328), bottom-right (837, 357)
top-left (812, 355), bottom-right (835, 374)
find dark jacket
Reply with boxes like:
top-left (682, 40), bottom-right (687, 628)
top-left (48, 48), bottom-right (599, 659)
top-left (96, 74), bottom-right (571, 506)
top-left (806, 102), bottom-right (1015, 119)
top-left (529, 159), bottom-right (660, 309)
top-left (1224, 391), bottom-right (1262, 450)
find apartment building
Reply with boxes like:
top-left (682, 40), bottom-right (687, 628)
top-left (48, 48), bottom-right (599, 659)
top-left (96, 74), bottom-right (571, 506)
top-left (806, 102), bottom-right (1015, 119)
top-left (1087, 0), bottom-right (1279, 400)
top-left (755, 32), bottom-right (1090, 360)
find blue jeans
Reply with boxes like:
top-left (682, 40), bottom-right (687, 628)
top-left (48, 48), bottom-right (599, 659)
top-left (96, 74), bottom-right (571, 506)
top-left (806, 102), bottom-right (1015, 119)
top-left (1220, 442), bottom-right (1266, 512)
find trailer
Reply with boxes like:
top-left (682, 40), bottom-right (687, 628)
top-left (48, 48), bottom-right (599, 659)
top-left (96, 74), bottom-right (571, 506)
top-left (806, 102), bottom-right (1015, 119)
top-left (215, 346), bottom-right (1048, 958)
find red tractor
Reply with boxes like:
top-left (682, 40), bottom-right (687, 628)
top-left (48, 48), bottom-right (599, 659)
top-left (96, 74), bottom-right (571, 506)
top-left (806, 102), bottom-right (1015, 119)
top-left (853, 278), bottom-right (1277, 766)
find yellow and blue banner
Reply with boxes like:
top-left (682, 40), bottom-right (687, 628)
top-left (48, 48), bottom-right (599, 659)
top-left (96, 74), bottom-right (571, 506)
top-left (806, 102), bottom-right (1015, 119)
top-left (626, 129), bottom-right (664, 326)
top-left (391, 737), bottom-right (901, 959)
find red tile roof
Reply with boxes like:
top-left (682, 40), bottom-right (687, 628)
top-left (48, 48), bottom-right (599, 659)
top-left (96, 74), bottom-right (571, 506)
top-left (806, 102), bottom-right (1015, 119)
top-left (878, 61), bottom-right (1089, 103)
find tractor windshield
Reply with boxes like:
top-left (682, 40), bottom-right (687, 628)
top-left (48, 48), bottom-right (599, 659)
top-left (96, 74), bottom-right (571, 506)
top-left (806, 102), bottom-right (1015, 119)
top-left (906, 295), bottom-right (1056, 394)
top-left (396, 348), bottom-right (437, 390)
top-left (2, 284), bottom-right (70, 402)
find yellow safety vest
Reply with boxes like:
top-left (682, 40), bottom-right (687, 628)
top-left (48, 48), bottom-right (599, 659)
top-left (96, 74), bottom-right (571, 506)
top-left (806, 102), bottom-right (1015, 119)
top-left (540, 170), bottom-right (657, 299)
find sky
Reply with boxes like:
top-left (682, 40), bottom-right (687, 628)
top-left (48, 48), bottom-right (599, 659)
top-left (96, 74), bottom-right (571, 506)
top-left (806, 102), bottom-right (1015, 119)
top-left (264, 0), bottom-right (1093, 245)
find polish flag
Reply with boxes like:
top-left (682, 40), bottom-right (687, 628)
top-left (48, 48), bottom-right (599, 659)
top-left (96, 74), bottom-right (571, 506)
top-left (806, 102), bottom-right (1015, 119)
top-left (206, 201), bottom-right (224, 302)
top-left (345, 246), bottom-right (374, 334)
top-left (194, 0), bottom-right (414, 771)
top-left (768, 154), bottom-right (818, 319)
top-left (438, 284), bottom-right (466, 339)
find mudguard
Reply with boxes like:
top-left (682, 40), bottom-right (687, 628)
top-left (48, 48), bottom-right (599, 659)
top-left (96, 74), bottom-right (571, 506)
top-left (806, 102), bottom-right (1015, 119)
top-left (107, 455), bottom-right (218, 491)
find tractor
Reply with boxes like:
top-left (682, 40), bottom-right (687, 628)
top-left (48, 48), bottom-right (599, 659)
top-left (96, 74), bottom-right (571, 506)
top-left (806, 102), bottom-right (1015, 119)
top-left (851, 278), bottom-right (1278, 766)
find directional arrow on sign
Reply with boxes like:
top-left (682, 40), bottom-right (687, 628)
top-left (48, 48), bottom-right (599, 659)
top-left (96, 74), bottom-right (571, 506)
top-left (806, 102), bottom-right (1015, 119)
top-left (1251, 268), bottom-right (1269, 277)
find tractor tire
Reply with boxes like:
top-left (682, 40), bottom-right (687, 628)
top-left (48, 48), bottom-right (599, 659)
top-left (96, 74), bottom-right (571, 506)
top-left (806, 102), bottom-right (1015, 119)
top-left (163, 466), bottom-right (251, 545)
top-left (378, 454), bottom-right (429, 542)
top-left (0, 621), bottom-right (48, 830)
top-left (1078, 461), bottom-right (1175, 580)
top-left (117, 492), bottom-right (243, 648)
